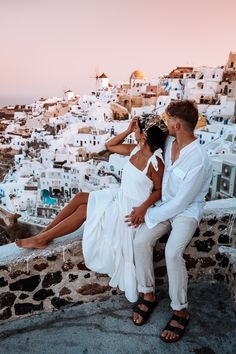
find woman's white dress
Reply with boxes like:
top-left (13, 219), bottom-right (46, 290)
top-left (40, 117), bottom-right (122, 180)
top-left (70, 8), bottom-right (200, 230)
top-left (82, 146), bottom-right (163, 302)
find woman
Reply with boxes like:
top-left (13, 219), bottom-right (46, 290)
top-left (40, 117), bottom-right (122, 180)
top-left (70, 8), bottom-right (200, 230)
top-left (16, 114), bottom-right (168, 302)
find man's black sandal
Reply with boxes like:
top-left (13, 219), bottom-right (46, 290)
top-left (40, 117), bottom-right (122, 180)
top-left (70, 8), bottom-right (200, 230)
top-left (160, 314), bottom-right (190, 343)
top-left (132, 298), bottom-right (158, 326)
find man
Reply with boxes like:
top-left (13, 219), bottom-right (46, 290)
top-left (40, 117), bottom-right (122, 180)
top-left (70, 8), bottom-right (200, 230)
top-left (126, 100), bottom-right (212, 343)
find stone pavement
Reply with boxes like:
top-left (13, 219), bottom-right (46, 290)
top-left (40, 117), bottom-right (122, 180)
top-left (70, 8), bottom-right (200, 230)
top-left (0, 281), bottom-right (236, 354)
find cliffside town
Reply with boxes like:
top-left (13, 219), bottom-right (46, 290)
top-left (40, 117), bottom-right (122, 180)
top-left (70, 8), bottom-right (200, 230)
top-left (0, 53), bottom-right (235, 238)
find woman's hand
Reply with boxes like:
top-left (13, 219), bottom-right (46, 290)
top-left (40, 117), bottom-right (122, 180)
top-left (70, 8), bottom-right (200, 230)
top-left (127, 117), bottom-right (139, 134)
top-left (125, 204), bottom-right (147, 227)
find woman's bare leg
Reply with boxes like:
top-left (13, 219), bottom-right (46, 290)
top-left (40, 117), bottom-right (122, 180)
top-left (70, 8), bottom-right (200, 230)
top-left (39, 192), bottom-right (89, 233)
top-left (16, 204), bottom-right (87, 249)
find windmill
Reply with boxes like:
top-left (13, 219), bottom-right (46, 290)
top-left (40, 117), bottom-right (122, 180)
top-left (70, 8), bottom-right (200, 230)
top-left (89, 65), bottom-right (100, 92)
top-left (63, 87), bottom-right (68, 100)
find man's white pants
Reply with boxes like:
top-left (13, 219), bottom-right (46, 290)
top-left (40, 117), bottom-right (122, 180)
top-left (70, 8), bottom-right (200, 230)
top-left (134, 216), bottom-right (198, 311)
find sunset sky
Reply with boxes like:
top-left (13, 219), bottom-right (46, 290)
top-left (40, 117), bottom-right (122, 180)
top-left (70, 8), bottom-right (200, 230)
top-left (0, 0), bottom-right (236, 106)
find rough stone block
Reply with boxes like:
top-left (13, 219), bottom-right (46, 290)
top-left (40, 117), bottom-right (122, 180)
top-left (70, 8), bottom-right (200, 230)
top-left (77, 283), bottom-right (110, 296)
top-left (33, 263), bottom-right (49, 271)
top-left (14, 302), bottom-right (43, 315)
top-left (215, 253), bottom-right (229, 268)
top-left (68, 274), bottom-right (78, 282)
top-left (33, 289), bottom-right (55, 301)
top-left (207, 218), bottom-right (218, 226)
top-left (202, 230), bottom-right (215, 237)
top-left (62, 261), bottom-right (74, 272)
top-left (153, 249), bottom-right (165, 262)
top-left (47, 255), bottom-right (57, 261)
top-left (220, 215), bottom-right (230, 223)
top-left (193, 227), bottom-right (200, 237)
top-left (42, 271), bottom-right (62, 288)
top-left (9, 275), bottom-right (41, 292)
top-left (218, 234), bottom-right (232, 244)
top-left (193, 239), bottom-right (215, 252)
top-left (0, 277), bottom-right (8, 287)
top-left (0, 307), bottom-right (12, 321)
top-left (218, 224), bottom-right (228, 231)
top-left (198, 257), bottom-right (216, 268)
top-left (9, 270), bottom-right (29, 280)
top-left (0, 292), bottom-right (16, 309)
top-left (51, 297), bottom-right (70, 309)
top-left (59, 287), bottom-right (71, 296)
top-left (0, 266), bottom-right (8, 271)
top-left (183, 254), bottom-right (198, 270)
top-left (77, 261), bottom-right (90, 271)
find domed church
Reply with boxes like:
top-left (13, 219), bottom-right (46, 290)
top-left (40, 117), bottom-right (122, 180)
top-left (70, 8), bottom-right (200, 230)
top-left (129, 70), bottom-right (146, 83)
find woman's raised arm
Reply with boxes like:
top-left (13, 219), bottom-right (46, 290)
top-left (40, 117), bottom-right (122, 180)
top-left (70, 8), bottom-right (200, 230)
top-left (105, 118), bottom-right (138, 156)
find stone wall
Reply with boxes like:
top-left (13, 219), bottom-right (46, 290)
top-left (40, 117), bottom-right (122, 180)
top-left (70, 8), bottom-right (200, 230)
top-left (0, 230), bottom-right (114, 322)
top-left (0, 201), bottom-right (236, 323)
top-left (154, 213), bottom-right (236, 288)
top-left (219, 246), bottom-right (236, 312)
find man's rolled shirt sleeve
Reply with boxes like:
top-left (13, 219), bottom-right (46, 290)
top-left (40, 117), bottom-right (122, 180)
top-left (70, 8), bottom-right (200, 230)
top-left (145, 164), bottom-right (208, 228)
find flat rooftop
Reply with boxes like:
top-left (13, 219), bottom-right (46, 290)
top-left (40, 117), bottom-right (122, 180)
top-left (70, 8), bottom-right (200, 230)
top-left (0, 281), bottom-right (235, 354)
top-left (210, 153), bottom-right (236, 165)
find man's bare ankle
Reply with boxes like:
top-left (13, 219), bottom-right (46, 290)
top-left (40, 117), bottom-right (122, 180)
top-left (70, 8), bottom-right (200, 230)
top-left (174, 309), bottom-right (190, 317)
top-left (143, 292), bottom-right (156, 302)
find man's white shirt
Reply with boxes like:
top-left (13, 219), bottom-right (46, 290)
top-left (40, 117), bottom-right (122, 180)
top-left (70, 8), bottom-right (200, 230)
top-left (145, 136), bottom-right (213, 228)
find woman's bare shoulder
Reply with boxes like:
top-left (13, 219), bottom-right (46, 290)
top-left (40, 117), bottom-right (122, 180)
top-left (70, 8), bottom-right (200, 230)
top-left (147, 156), bottom-right (164, 179)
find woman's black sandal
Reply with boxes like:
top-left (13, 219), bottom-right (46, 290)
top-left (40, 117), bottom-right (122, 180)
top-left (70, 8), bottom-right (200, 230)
top-left (132, 297), bottom-right (158, 326)
top-left (160, 313), bottom-right (190, 343)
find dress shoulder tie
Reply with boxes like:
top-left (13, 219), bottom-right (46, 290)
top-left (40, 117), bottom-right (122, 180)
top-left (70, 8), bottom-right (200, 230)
top-left (148, 148), bottom-right (164, 172)
top-left (129, 145), bottom-right (140, 157)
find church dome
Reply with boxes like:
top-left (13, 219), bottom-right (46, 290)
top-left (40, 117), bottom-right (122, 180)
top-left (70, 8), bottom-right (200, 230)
top-left (196, 115), bottom-right (208, 129)
top-left (130, 70), bottom-right (146, 81)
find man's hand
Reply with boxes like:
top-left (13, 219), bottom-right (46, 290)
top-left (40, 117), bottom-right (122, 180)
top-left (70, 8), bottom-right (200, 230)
top-left (125, 205), bottom-right (147, 227)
